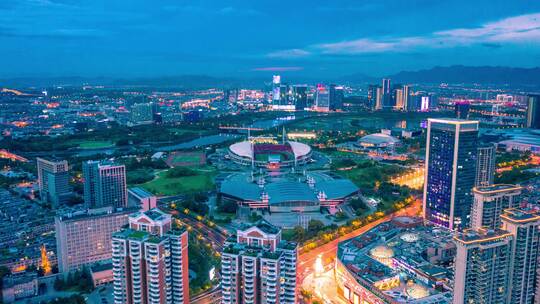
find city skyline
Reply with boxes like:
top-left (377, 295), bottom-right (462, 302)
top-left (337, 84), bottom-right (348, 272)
top-left (1, 1), bottom-right (540, 78)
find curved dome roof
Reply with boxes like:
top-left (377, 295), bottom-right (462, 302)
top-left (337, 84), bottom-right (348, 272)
top-left (229, 141), bottom-right (311, 160)
top-left (400, 233), bottom-right (420, 243)
top-left (287, 141), bottom-right (311, 158)
top-left (229, 141), bottom-right (253, 159)
top-left (406, 283), bottom-right (430, 299)
top-left (370, 245), bottom-right (395, 259)
top-left (359, 133), bottom-right (399, 145)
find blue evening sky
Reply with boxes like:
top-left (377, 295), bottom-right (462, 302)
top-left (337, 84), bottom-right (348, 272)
top-left (1, 0), bottom-right (540, 78)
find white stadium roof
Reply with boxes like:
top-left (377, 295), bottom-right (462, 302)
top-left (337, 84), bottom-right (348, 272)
top-left (229, 141), bottom-right (311, 160)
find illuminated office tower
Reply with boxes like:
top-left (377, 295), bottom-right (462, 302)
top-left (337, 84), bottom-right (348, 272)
top-left (36, 157), bottom-right (71, 207)
top-left (395, 87), bottom-right (404, 110)
top-left (83, 160), bottom-right (127, 209)
top-left (470, 184), bottom-right (522, 230)
top-left (423, 118), bottom-right (479, 230)
top-left (453, 228), bottom-right (513, 304)
top-left (381, 78), bottom-right (393, 109)
top-left (272, 75), bottom-right (281, 107)
top-left (55, 207), bottom-right (134, 273)
top-left (367, 85), bottom-right (379, 110)
top-left (112, 208), bottom-right (189, 304)
top-left (401, 85), bottom-right (410, 111)
top-left (526, 94), bottom-right (540, 129)
top-left (475, 143), bottom-right (496, 187)
top-left (292, 85), bottom-right (307, 110)
top-left (375, 87), bottom-right (383, 110)
top-left (221, 221), bottom-right (297, 304)
top-left (329, 84), bottom-right (344, 111)
top-left (315, 84), bottom-right (330, 112)
top-left (501, 208), bottom-right (540, 304)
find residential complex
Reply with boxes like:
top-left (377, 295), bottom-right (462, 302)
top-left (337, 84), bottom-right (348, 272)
top-left (470, 184), bottom-right (522, 230)
top-left (423, 118), bottom-right (479, 230)
top-left (453, 228), bottom-right (513, 304)
top-left (501, 208), bottom-right (540, 304)
top-left (475, 143), bottom-right (496, 187)
top-left (111, 208), bottom-right (189, 304)
top-left (83, 160), bottom-right (128, 209)
top-left (221, 220), bottom-right (298, 304)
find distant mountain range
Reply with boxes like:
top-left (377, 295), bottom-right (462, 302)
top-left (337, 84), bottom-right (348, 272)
top-left (386, 65), bottom-right (540, 86)
top-left (2, 65), bottom-right (540, 88)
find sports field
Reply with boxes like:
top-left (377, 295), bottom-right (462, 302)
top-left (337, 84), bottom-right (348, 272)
top-left (71, 140), bottom-right (114, 149)
top-left (166, 151), bottom-right (206, 167)
top-left (140, 167), bottom-right (216, 196)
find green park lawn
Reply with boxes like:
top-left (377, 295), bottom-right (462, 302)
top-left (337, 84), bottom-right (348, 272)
top-left (71, 140), bottom-right (114, 149)
top-left (140, 167), bottom-right (216, 196)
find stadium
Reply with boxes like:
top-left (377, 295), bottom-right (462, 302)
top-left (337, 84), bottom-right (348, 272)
top-left (219, 171), bottom-right (358, 213)
top-left (228, 139), bottom-right (312, 168)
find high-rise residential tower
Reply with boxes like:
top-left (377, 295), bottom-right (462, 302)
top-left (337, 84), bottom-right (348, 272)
top-left (470, 184), bottom-right (522, 230)
top-left (501, 208), bottom-right (540, 304)
top-left (36, 157), bottom-right (71, 207)
top-left (112, 208), bottom-right (189, 304)
top-left (423, 118), bottom-right (479, 230)
top-left (453, 228), bottom-right (513, 304)
top-left (475, 143), bottom-right (496, 187)
top-left (526, 94), bottom-right (540, 129)
top-left (83, 160), bottom-right (127, 209)
top-left (221, 220), bottom-right (297, 304)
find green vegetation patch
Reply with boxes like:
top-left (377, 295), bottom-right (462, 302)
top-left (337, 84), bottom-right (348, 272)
top-left (141, 166), bottom-right (216, 196)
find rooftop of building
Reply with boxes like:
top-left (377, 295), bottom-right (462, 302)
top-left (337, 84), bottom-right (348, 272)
top-left (358, 133), bottom-right (400, 145)
top-left (220, 171), bottom-right (358, 204)
top-left (454, 228), bottom-right (513, 245)
top-left (129, 207), bottom-right (169, 221)
top-left (128, 187), bottom-right (155, 199)
top-left (501, 208), bottom-right (540, 224)
top-left (56, 206), bottom-right (137, 222)
top-left (473, 184), bottom-right (522, 194)
top-left (427, 118), bottom-right (479, 124)
top-left (337, 217), bottom-right (455, 302)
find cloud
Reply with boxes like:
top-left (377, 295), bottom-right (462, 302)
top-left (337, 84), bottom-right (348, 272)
top-left (267, 49), bottom-right (311, 58)
top-left (252, 67), bottom-right (304, 72)
top-left (269, 13), bottom-right (540, 57)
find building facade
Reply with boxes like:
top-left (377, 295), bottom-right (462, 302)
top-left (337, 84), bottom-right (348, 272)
top-left (470, 184), bottom-right (522, 230)
top-left (453, 228), bottom-right (513, 304)
top-left (423, 118), bottom-right (479, 230)
top-left (83, 161), bottom-right (128, 209)
top-left (475, 143), bottom-right (496, 187)
top-left (55, 207), bottom-right (135, 273)
top-left (128, 187), bottom-right (157, 211)
top-left (37, 157), bottom-right (71, 207)
top-left (501, 208), bottom-right (540, 304)
top-left (112, 208), bottom-right (189, 304)
top-left (526, 94), bottom-right (540, 129)
top-left (221, 221), bottom-right (297, 304)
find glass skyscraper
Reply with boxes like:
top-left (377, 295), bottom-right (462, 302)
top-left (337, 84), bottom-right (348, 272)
top-left (423, 118), bottom-right (479, 230)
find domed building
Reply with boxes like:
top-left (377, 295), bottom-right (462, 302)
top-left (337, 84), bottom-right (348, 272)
top-left (356, 133), bottom-right (400, 150)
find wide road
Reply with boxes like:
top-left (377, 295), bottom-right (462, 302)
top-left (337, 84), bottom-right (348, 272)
top-left (190, 287), bottom-right (222, 304)
top-left (298, 199), bottom-right (422, 285)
